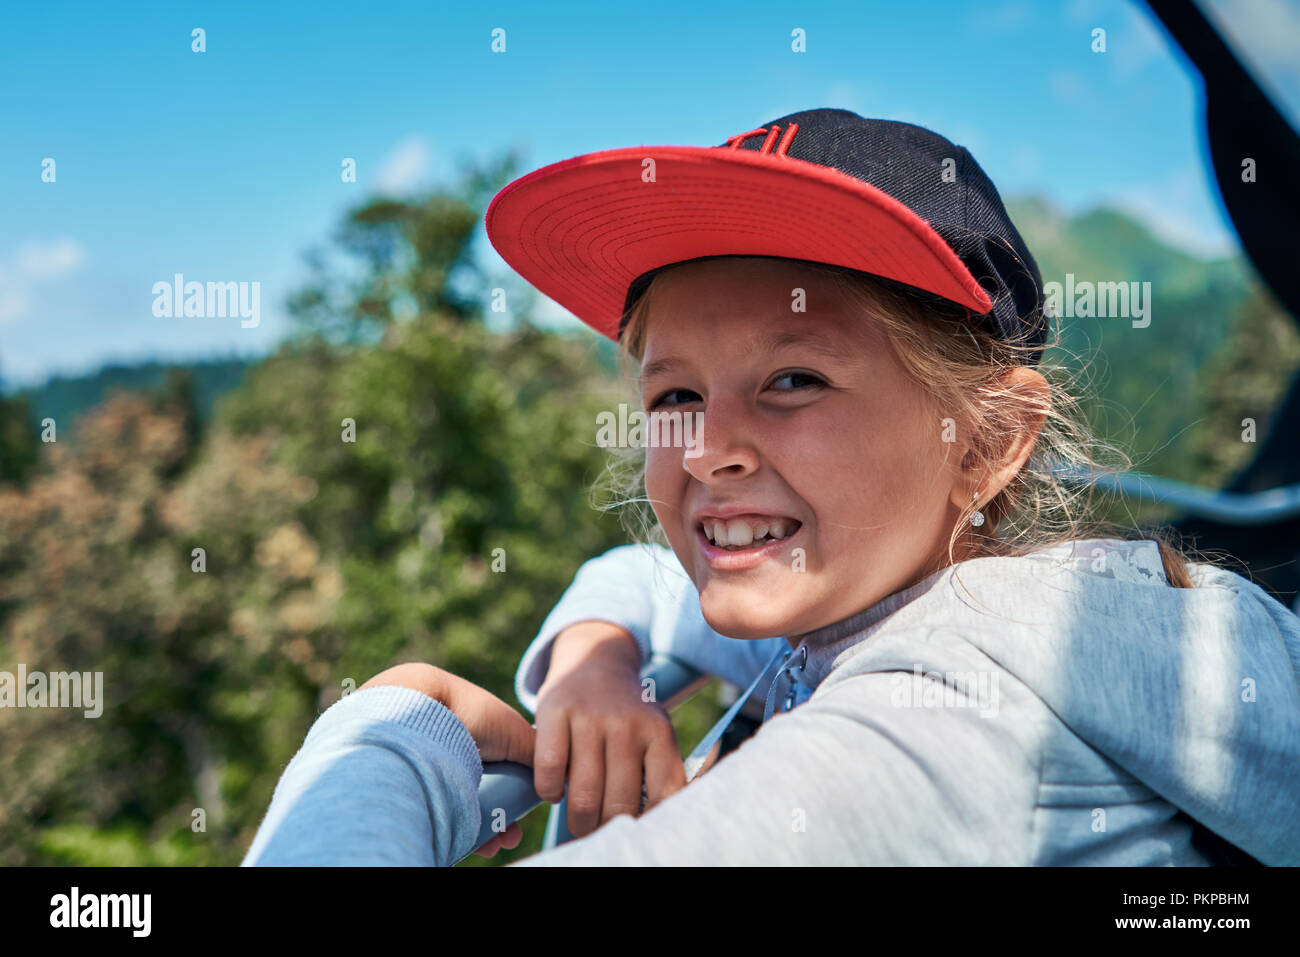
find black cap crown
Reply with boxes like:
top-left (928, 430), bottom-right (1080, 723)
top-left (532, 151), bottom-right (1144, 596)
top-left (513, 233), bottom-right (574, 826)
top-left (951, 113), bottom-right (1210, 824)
top-left (625, 108), bottom-right (1047, 358)
top-left (741, 109), bottom-right (1046, 352)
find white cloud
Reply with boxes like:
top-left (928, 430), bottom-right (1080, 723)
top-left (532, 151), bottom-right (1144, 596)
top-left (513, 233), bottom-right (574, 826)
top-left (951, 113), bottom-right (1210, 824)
top-left (375, 135), bottom-right (434, 194)
top-left (17, 238), bottom-right (86, 280)
top-left (0, 238), bottom-right (88, 322)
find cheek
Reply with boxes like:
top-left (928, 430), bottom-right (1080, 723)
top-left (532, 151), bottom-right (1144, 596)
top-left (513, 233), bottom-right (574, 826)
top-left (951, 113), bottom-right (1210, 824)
top-left (643, 448), bottom-right (684, 524)
top-left (792, 403), bottom-right (951, 539)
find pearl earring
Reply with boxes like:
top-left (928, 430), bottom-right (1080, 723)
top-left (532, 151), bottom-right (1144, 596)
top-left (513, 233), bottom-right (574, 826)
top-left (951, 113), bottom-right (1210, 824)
top-left (970, 492), bottom-right (985, 528)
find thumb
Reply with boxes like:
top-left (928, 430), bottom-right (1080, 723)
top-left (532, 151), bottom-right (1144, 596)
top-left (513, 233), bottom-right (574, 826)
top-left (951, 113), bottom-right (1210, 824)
top-left (440, 671), bottom-right (536, 766)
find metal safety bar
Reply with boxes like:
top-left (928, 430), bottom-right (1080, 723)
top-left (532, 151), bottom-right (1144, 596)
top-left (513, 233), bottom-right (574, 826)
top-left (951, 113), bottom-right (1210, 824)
top-left (1052, 464), bottom-right (1300, 525)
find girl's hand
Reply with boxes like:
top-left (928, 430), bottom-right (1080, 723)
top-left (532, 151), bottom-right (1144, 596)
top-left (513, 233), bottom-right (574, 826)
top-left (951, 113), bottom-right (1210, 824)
top-left (532, 622), bottom-right (687, 838)
top-left (360, 662), bottom-right (535, 858)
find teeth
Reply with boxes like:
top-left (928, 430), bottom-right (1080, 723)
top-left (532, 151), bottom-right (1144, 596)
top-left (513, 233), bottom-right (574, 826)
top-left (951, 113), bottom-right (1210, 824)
top-left (726, 520), bottom-right (753, 547)
top-left (703, 516), bottom-right (798, 548)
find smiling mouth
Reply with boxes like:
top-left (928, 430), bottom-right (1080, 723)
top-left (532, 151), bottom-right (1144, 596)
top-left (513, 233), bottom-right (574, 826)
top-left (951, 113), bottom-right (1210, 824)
top-left (699, 516), bottom-right (802, 551)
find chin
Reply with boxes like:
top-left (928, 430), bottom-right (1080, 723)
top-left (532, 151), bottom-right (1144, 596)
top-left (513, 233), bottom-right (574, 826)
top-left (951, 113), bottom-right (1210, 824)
top-left (697, 590), bottom-right (802, 640)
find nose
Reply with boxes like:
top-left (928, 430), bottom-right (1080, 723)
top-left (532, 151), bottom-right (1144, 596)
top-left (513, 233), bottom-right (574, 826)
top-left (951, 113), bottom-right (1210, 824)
top-left (681, 396), bottom-right (760, 483)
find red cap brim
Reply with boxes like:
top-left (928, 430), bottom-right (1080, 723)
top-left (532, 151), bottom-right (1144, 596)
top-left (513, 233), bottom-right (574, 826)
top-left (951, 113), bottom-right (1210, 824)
top-left (486, 144), bottom-right (992, 341)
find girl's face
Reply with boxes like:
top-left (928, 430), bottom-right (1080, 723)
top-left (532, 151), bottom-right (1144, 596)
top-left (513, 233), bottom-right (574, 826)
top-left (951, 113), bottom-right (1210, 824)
top-left (640, 258), bottom-right (968, 640)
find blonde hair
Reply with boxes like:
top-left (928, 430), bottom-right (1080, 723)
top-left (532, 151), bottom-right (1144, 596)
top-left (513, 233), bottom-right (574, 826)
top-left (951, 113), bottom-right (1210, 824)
top-left (600, 255), bottom-right (1199, 589)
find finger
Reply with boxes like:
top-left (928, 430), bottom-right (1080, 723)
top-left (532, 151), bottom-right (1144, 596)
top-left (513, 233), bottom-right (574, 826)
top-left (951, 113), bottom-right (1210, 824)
top-left (533, 712), bottom-right (571, 804)
top-left (495, 708), bottom-right (538, 767)
top-left (642, 719), bottom-right (688, 810)
top-left (565, 719), bottom-right (605, 838)
top-left (440, 671), bottom-right (536, 766)
top-left (601, 724), bottom-right (645, 826)
top-left (499, 821), bottom-right (523, 850)
top-left (473, 822), bottom-right (520, 858)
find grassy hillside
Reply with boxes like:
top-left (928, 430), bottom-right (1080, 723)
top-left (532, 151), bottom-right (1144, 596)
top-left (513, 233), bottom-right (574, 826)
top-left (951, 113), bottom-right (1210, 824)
top-left (1006, 195), bottom-right (1265, 484)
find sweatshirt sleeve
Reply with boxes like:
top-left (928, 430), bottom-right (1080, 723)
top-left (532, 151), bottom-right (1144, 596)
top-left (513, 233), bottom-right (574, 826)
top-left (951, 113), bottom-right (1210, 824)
top-left (241, 629), bottom-right (1040, 866)
top-left (514, 543), bottom-right (789, 714)
top-left (510, 635), bottom-right (1041, 865)
top-left (241, 685), bottom-right (484, 867)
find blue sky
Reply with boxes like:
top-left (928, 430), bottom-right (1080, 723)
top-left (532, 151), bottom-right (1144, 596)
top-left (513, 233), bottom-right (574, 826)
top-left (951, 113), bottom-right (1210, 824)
top-left (2, 0), bottom-right (1298, 387)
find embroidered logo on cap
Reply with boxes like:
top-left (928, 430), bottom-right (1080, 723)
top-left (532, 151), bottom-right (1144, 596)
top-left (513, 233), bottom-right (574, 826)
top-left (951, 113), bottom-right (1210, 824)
top-left (721, 122), bottom-right (799, 157)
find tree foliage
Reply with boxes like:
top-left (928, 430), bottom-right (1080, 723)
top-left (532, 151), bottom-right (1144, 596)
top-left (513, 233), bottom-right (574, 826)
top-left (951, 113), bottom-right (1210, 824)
top-left (0, 156), bottom-right (634, 865)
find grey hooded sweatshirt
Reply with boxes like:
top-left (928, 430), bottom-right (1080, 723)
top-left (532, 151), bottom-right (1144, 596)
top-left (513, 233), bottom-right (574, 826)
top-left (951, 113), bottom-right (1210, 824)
top-left (244, 538), bottom-right (1300, 866)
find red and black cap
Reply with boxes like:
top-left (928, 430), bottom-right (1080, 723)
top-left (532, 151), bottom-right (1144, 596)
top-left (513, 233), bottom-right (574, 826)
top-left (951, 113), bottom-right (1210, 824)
top-left (486, 107), bottom-right (1047, 361)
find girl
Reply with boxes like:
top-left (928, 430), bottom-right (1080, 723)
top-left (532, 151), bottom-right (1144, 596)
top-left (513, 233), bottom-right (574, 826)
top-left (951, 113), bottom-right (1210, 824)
top-left (244, 109), bottom-right (1300, 866)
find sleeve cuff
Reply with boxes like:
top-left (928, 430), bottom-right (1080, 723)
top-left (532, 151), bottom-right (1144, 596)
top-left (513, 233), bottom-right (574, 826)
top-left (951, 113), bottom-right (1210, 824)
top-left (305, 684), bottom-right (484, 784)
top-left (513, 543), bottom-right (687, 715)
top-left (514, 608), bottom-right (651, 715)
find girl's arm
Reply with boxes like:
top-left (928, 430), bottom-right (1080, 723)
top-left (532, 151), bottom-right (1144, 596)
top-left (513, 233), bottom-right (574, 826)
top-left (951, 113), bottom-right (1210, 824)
top-left (243, 629), bottom-right (1041, 866)
top-left (241, 684), bottom-right (484, 866)
top-left (514, 543), bottom-right (789, 714)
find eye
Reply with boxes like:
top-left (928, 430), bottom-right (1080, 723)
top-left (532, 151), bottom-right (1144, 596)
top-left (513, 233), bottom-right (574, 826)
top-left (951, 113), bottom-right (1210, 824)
top-left (767, 370), bottom-right (826, 392)
top-left (648, 387), bottom-right (702, 409)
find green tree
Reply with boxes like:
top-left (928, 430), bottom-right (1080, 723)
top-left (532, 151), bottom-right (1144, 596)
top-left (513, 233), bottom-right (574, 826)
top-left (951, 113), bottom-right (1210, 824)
top-left (0, 153), bottom-right (638, 865)
top-left (0, 392), bottom-right (38, 485)
top-left (1187, 280), bottom-right (1300, 488)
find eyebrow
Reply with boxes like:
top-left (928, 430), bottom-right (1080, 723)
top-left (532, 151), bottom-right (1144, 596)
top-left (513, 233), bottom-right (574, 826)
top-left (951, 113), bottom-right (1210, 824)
top-left (640, 327), bottom-right (851, 382)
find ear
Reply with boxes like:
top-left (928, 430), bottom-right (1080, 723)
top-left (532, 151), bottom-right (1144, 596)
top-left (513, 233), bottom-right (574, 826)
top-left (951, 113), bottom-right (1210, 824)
top-left (947, 366), bottom-right (1051, 513)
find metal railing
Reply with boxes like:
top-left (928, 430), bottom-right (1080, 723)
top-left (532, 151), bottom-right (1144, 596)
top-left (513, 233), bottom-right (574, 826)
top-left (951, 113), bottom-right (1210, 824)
top-left (1053, 464), bottom-right (1300, 525)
